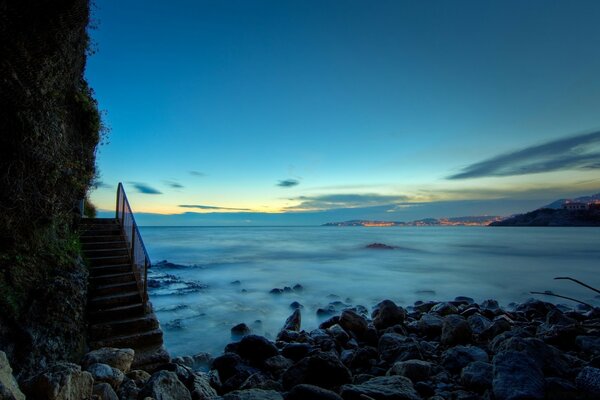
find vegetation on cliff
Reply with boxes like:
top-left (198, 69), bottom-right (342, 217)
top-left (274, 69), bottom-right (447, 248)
top-left (0, 0), bottom-right (102, 378)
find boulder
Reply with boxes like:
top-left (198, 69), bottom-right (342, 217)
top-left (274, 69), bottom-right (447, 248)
top-left (441, 315), bottom-right (472, 346)
top-left (222, 388), bottom-right (283, 400)
top-left (576, 366), bottom-right (600, 395)
top-left (576, 335), bottom-right (600, 355)
top-left (263, 356), bottom-right (293, 379)
top-left (0, 352), bottom-right (25, 400)
top-left (466, 314), bottom-right (491, 336)
top-left (441, 345), bottom-right (488, 374)
top-left (22, 362), bottom-right (93, 400)
top-left (286, 383), bottom-right (343, 400)
top-left (115, 379), bottom-right (140, 400)
top-left (431, 302), bottom-right (459, 316)
top-left (340, 375), bottom-right (420, 400)
top-left (189, 372), bottom-right (218, 400)
top-left (327, 324), bottom-right (350, 345)
top-left (84, 363), bottom-right (124, 389)
top-left (460, 361), bottom-right (493, 392)
top-left (92, 383), bottom-right (118, 400)
top-left (237, 335), bottom-right (279, 364)
top-left (492, 351), bottom-right (544, 400)
top-left (493, 336), bottom-right (570, 377)
top-left (139, 370), bottom-right (192, 400)
top-left (211, 353), bottom-right (244, 382)
top-left (80, 348), bottom-right (134, 373)
top-left (387, 359), bottom-right (435, 382)
top-left (281, 343), bottom-right (313, 362)
top-left (372, 300), bottom-right (406, 330)
top-left (416, 314), bottom-right (443, 338)
top-left (231, 323), bottom-right (251, 337)
top-left (126, 370), bottom-right (151, 387)
top-left (378, 333), bottom-right (422, 363)
top-left (281, 309), bottom-right (301, 332)
top-left (339, 310), bottom-right (369, 340)
top-left (282, 351), bottom-right (351, 390)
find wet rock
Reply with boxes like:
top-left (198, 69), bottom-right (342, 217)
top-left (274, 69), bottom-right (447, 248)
top-left (189, 372), bottom-right (218, 400)
top-left (237, 335), bottom-right (279, 364)
top-left (576, 366), bottom-right (600, 395)
top-left (346, 347), bottom-right (378, 371)
top-left (231, 280), bottom-right (241, 285)
top-left (239, 372), bottom-right (281, 391)
top-left (281, 351), bottom-right (352, 390)
top-left (455, 296), bottom-right (475, 304)
top-left (84, 363), bottom-right (124, 389)
top-left (309, 329), bottom-right (336, 352)
top-left (515, 299), bottom-right (555, 319)
top-left (286, 383), bottom-right (343, 400)
top-left (140, 370), bottom-right (192, 400)
top-left (340, 375), bottom-right (420, 400)
top-left (480, 318), bottom-right (511, 340)
top-left (270, 288), bottom-right (283, 294)
top-left (460, 361), bottom-right (493, 392)
top-left (480, 299), bottom-right (500, 312)
top-left (231, 323), bottom-right (251, 337)
top-left (339, 310), bottom-right (369, 340)
top-left (387, 359), bottom-right (435, 382)
top-left (378, 333), bottom-right (423, 363)
top-left (126, 370), bottom-right (151, 387)
top-left (416, 313), bottom-right (444, 338)
top-left (22, 362), bottom-right (93, 400)
top-left (328, 324), bottom-right (350, 345)
top-left (366, 243), bottom-right (396, 249)
top-left (576, 335), bottom-right (600, 355)
top-left (281, 343), bottom-right (313, 362)
top-left (80, 348), bottom-right (135, 373)
top-left (115, 379), bottom-right (139, 400)
top-left (372, 300), bottom-right (407, 330)
top-left (494, 336), bottom-right (570, 377)
top-left (441, 346), bottom-right (488, 374)
top-left (281, 309), bottom-right (301, 332)
top-left (431, 302), bottom-right (459, 316)
top-left (0, 352), bottom-right (25, 400)
top-left (212, 353), bottom-right (244, 382)
top-left (492, 351), bottom-right (544, 400)
top-left (263, 356), bottom-right (292, 378)
top-left (92, 383), bottom-right (118, 400)
top-left (292, 284), bottom-right (303, 292)
top-left (289, 301), bottom-right (303, 310)
top-left (222, 388), bottom-right (283, 400)
top-left (466, 314), bottom-right (491, 336)
top-left (441, 315), bottom-right (472, 346)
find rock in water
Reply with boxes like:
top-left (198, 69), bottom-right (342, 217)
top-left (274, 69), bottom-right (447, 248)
top-left (366, 243), bottom-right (396, 249)
top-left (0, 352), bottom-right (25, 400)
top-left (340, 375), bottom-right (420, 400)
top-left (492, 351), bottom-right (544, 400)
top-left (80, 348), bottom-right (135, 373)
top-left (22, 362), bottom-right (93, 400)
top-left (237, 335), bottom-right (279, 364)
top-left (372, 299), bottom-right (406, 330)
top-left (139, 370), bottom-right (191, 400)
top-left (281, 309), bottom-right (301, 332)
top-left (231, 323), bottom-right (251, 336)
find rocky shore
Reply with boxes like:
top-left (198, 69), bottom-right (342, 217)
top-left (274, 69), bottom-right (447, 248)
top-left (2, 297), bottom-right (600, 399)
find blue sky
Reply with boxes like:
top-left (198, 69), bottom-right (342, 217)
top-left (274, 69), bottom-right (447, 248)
top-left (87, 0), bottom-right (600, 225)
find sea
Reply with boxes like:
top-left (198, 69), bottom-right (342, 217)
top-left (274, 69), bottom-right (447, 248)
top-left (139, 226), bottom-right (600, 357)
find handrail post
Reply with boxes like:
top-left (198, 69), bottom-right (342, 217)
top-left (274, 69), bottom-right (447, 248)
top-left (143, 257), bottom-right (148, 308)
top-left (115, 185), bottom-right (120, 220)
top-left (131, 224), bottom-right (136, 254)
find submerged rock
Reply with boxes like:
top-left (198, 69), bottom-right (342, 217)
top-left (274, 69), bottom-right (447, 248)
top-left (231, 323), bottom-right (251, 337)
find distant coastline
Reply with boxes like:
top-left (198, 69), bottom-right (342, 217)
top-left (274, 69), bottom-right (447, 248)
top-left (323, 216), bottom-right (502, 227)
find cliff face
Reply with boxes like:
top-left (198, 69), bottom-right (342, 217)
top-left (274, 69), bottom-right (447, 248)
top-left (0, 0), bottom-right (100, 379)
top-left (491, 208), bottom-right (600, 227)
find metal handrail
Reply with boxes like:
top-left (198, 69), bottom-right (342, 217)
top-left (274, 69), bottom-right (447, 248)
top-left (115, 182), bottom-right (150, 308)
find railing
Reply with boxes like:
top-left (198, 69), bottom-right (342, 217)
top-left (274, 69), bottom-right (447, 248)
top-left (115, 182), bottom-right (150, 308)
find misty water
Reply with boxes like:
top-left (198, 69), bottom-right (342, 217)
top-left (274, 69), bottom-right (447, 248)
top-left (139, 226), bottom-right (600, 357)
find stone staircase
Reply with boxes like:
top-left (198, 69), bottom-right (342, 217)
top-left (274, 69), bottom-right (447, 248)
top-left (80, 218), bottom-right (169, 371)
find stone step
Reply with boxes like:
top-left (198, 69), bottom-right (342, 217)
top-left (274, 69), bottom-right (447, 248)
top-left (80, 234), bottom-right (123, 243)
top-left (89, 303), bottom-right (145, 324)
top-left (85, 247), bottom-right (130, 258)
top-left (81, 218), bottom-right (119, 225)
top-left (89, 264), bottom-right (133, 276)
top-left (89, 314), bottom-right (159, 341)
top-left (82, 241), bottom-right (127, 251)
top-left (91, 280), bottom-right (139, 297)
top-left (89, 272), bottom-right (137, 286)
top-left (90, 328), bottom-right (164, 350)
top-left (88, 254), bottom-right (131, 267)
top-left (89, 291), bottom-right (141, 310)
top-left (81, 227), bottom-right (122, 237)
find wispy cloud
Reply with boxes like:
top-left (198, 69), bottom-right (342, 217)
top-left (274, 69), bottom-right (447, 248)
top-left (286, 193), bottom-right (412, 211)
top-left (164, 180), bottom-right (184, 189)
top-left (93, 181), bottom-right (113, 189)
top-left (277, 179), bottom-right (300, 188)
top-left (448, 131), bottom-right (600, 179)
top-left (179, 204), bottom-right (251, 211)
top-left (190, 171), bottom-right (205, 177)
top-left (129, 182), bottom-right (163, 195)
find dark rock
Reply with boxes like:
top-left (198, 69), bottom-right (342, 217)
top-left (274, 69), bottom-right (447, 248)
top-left (441, 315), bottom-right (472, 346)
top-left (285, 384), bottom-right (343, 400)
top-left (281, 309), bottom-right (301, 332)
top-left (378, 333), bottom-right (423, 364)
top-left (387, 359), bottom-right (435, 382)
top-left (441, 345), bottom-right (489, 374)
top-left (237, 335), bottom-right (279, 364)
top-left (339, 310), bottom-right (369, 340)
top-left (372, 300), bottom-right (407, 330)
top-left (239, 372), bottom-right (280, 391)
top-left (460, 361), bottom-right (493, 392)
top-left (431, 302), bottom-right (459, 316)
top-left (84, 363), bottom-right (124, 389)
top-left (366, 243), bottom-right (396, 249)
top-left (289, 301), bottom-right (303, 310)
top-left (576, 335), bottom-right (600, 355)
top-left (126, 370), bottom-right (151, 387)
top-left (282, 351), bottom-right (352, 390)
top-left (515, 299), bottom-right (555, 319)
top-left (328, 324), bottom-right (350, 345)
top-left (416, 313), bottom-right (444, 338)
top-left (231, 323), bottom-right (251, 337)
top-left (413, 300), bottom-right (436, 313)
top-left (81, 348), bottom-right (135, 373)
top-left (116, 379), bottom-right (140, 400)
top-left (222, 388), bottom-right (283, 400)
top-left (189, 372), bottom-right (218, 400)
top-left (139, 370), bottom-right (192, 400)
top-left (492, 351), bottom-right (544, 400)
top-left (466, 314), bottom-right (491, 336)
top-left (22, 362), bottom-right (93, 400)
top-left (340, 375), bottom-right (420, 400)
top-left (283, 286), bottom-right (293, 293)
top-left (231, 280), bottom-right (241, 285)
top-left (346, 347), bottom-right (378, 371)
top-left (270, 288), bottom-right (283, 294)
top-left (575, 366), bottom-right (600, 394)
top-left (480, 318), bottom-right (511, 340)
top-left (480, 299), bottom-right (500, 312)
top-left (281, 343), bottom-right (314, 362)
top-left (263, 355), bottom-right (293, 378)
top-left (309, 329), bottom-right (336, 352)
top-left (93, 383), bottom-right (118, 400)
top-left (545, 377), bottom-right (577, 394)
top-left (455, 296), bottom-right (475, 304)
top-left (292, 284), bottom-right (303, 291)
top-left (494, 336), bottom-right (570, 377)
top-left (212, 353), bottom-right (244, 382)
top-left (319, 316), bottom-right (340, 330)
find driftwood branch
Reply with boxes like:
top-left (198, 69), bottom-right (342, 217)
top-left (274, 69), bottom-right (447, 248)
top-left (530, 291), bottom-right (593, 308)
top-left (554, 277), bottom-right (600, 295)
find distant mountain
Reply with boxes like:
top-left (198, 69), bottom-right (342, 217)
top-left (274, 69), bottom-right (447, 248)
top-left (492, 193), bottom-right (600, 226)
top-left (323, 216), bottom-right (502, 227)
